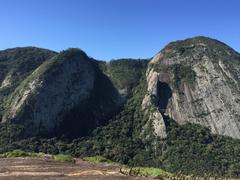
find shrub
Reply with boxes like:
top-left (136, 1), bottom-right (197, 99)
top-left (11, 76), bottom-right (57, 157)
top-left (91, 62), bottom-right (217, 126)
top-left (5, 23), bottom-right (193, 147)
top-left (53, 154), bottom-right (75, 163)
top-left (0, 150), bottom-right (45, 158)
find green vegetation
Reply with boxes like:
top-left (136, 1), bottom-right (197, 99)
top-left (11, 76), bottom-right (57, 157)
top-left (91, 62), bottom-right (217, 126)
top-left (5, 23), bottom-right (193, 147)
top-left (83, 156), bottom-right (113, 163)
top-left (162, 36), bottom-right (238, 60)
top-left (120, 166), bottom-right (173, 178)
top-left (0, 150), bottom-right (44, 158)
top-left (162, 118), bottom-right (240, 177)
top-left (1, 48), bottom-right (122, 139)
top-left (0, 150), bottom-right (74, 163)
top-left (53, 154), bottom-right (75, 163)
top-left (70, 77), bottom-right (240, 177)
top-left (100, 59), bottom-right (148, 96)
top-left (171, 64), bottom-right (196, 88)
top-left (0, 74), bottom-right (240, 177)
top-left (152, 63), bottom-right (196, 88)
top-left (0, 49), bottom-right (239, 178)
top-left (0, 47), bottom-right (56, 119)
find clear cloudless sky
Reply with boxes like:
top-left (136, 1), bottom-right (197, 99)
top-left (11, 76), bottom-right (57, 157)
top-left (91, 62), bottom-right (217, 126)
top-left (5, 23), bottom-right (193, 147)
top-left (0, 0), bottom-right (239, 60)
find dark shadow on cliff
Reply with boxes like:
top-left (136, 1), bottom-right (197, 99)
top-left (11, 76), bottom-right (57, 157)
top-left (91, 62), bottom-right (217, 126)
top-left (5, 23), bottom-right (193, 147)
top-left (157, 81), bottom-right (172, 112)
top-left (57, 61), bottom-right (122, 139)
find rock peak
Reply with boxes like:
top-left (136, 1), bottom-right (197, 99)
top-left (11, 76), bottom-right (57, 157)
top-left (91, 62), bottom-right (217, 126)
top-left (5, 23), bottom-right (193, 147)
top-left (145, 37), bottom-right (240, 139)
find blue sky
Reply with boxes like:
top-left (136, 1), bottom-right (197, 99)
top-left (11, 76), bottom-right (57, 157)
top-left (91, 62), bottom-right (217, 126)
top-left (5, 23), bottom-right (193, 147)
top-left (0, 0), bottom-right (239, 60)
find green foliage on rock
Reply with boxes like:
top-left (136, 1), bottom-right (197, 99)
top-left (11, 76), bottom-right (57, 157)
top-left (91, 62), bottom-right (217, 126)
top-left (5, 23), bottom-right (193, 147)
top-left (162, 36), bottom-right (239, 61)
top-left (151, 63), bottom-right (196, 89)
top-left (170, 64), bottom-right (196, 88)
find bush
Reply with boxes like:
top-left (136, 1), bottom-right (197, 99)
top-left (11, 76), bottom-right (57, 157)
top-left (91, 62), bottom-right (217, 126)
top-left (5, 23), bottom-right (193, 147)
top-left (5, 150), bottom-right (28, 157)
top-left (0, 150), bottom-right (45, 158)
top-left (120, 166), bottom-right (174, 178)
top-left (53, 154), bottom-right (75, 163)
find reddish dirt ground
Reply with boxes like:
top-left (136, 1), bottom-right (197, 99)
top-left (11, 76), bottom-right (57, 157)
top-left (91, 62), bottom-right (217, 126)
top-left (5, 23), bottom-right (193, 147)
top-left (0, 157), bottom-right (151, 180)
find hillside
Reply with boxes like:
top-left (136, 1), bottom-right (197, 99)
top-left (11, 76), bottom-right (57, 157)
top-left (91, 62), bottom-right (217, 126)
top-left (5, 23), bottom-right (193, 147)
top-left (0, 37), bottom-right (239, 178)
top-left (0, 47), bottom-right (56, 119)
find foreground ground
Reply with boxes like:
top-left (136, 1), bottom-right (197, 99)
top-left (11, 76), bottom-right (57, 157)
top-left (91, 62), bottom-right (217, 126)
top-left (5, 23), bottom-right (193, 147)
top-left (0, 157), bottom-right (150, 180)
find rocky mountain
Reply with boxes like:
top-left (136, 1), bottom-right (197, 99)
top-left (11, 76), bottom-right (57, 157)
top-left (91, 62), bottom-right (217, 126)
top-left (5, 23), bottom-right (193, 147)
top-left (0, 36), bottom-right (240, 177)
top-left (0, 47), bottom-right (56, 119)
top-left (143, 36), bottom-right (240, 139)
top-left (2, 49), bottom-right (95, 137)
top-left (0, 36), bottom-right (240, 140)
top-left (0, 48), bottom-right (147, 138)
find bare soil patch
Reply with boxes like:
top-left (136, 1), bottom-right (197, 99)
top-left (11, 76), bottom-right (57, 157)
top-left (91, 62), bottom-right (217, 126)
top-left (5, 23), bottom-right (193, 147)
top-left (0, 157), bottom-right (150, 180)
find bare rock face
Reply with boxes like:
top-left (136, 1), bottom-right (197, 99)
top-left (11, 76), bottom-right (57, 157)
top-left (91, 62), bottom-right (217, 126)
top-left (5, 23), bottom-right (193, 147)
top-left (143, 36), bottom-right (240, 139)
top-left (142, 71), bottom-right (168, 138)
top-left (2, 49), bottom-right (96, 137)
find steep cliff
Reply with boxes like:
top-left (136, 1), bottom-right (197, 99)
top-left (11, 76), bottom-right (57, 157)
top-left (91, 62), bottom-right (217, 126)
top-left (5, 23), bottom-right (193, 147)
top-left (2, 49), bottom-right (120, 138)
top-left (143, 36), bottom-right (240, 139)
